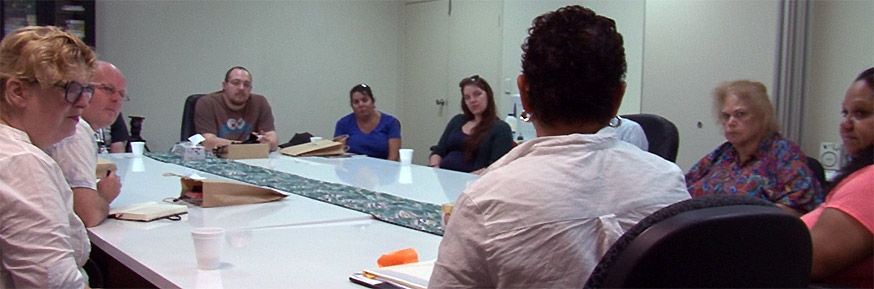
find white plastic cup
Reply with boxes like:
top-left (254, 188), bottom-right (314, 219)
top-left (399, 148), bottom-right (413, 165)
top-left (309, 136), bottom-right (323, 143)
top-left (130, 141), bottom-right (145, 156)
top-left (191, 227), bottom-right (225, 270)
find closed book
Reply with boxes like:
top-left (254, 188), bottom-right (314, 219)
top-left (110, 202), bottom-right (188, 222)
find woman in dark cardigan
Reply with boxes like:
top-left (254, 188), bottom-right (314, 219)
top-left (429, 75), bottom-right (513, 174)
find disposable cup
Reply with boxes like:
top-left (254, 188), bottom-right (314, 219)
top-left (399, 149), bottom-right (413, 165)
top-left (130, 142), bottom-right (145, 156)
top-left (191, 227), bottom-right (225, 270)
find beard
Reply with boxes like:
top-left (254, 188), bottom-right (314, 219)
top-left (228, 92), bottom-right (249, 106)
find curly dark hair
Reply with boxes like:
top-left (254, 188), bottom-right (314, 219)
top-left (521, 5), bottom-right (626, 127)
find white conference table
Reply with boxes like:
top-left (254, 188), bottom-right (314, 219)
top-left (88, 152), bottom-right (478, 288)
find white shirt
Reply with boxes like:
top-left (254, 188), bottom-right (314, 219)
top-left (0, 124), bottom-right (89, 288)
top-left (46, 119), bottom-right (98, 190)
top-left (429, 128), bottom-right (689, 288)
top-left (615, 116), bottom-right (649, 151)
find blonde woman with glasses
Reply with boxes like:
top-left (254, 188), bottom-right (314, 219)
top-left (0, 26), bottom-right (97, 288)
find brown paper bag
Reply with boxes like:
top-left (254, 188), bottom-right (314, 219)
top-left (95, 157), bottom-right (117, 178)
top-left (165, 173), bottom-right (287, 207)
top-left (279, 139), bottom-right (346, 157)
top-left (214, 143), bottom-right (270, 159)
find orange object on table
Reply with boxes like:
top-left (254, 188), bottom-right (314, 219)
top-left (377, 248), bottom-right (419, 268)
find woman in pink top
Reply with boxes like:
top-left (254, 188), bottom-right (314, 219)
top-left (802, 67), bottom-right (873, 288)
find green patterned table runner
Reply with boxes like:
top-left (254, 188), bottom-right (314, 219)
top-left (147, 152), bottom-right (445, 236)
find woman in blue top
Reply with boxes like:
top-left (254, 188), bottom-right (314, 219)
top-left (334, 84), bottom-right (401, 160)
top-left (429, 75), bottom-right (513, 174)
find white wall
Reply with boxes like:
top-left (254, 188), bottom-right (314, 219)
top-left (96, 0), bottom-right (870, 171)
top-left (400, 0), bottom-right (504, 164)
top-left (96, 0), bottom-right (405, 152)
top-left (501, 0), bottom-right (645, 115)
top-left (641, 0), bottom-right (781, 170)
top-left (802, 0), bottom-right (874, 158)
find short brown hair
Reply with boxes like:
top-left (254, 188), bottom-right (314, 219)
top-left (0, 26), bottom-right (97, 94)
top-left (712, 80), bottom-right (779, 134)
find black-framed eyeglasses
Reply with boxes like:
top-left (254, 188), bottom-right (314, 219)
top-left (92, 82), bottom-right (130, 101)
top-left (469, 75), bottom-right (480, 83)
top-left (54, 81), bottom-right (94, 104)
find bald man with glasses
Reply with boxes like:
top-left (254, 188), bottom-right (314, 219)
top-left (46, 60), bottom-right (125, 227)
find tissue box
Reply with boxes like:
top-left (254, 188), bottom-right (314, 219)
top-left (215, 143), bottom-right (269, 159)
top-left (180, 144), bottom-right (207, 161)
top-left (95, 157), bottom-right (117, 178)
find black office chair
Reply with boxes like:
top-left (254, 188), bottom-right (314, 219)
top-left (180, 94), bottom-right (204, 141)
top-left (621, 113), bottom-right (679, 162)
top-left (584, 195), bottom-right (812, 288)
top-left (806, 156), bottom-right (828, 192)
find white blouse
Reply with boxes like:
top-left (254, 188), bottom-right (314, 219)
top-left (430, 128), bottom-right (690, 288)
top-left (0, 124), bottom-right (89, 288)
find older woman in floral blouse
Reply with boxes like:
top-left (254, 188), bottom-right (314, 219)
top-left (686, 80), bottom-right (823, 215)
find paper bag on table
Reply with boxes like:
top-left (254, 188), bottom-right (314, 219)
top-left (95, 157), bottom-right (117, 178)
top-left (280, 139), bottom-right (346, 157)
top-left (214, 143), bottom-right (269, 159)
top-left (165, 173), bottom-right (287, 208)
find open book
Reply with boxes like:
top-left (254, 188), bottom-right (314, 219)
top-left (109, 202), bottom-right (188, 222)
top-left (357, 259), bottom-right (435, 289)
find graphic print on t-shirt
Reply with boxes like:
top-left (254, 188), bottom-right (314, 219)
top-left (220, 118), bottom-right (252, 139)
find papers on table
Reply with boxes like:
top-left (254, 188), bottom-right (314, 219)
top-left (357, 259), bottom-right (435, 289)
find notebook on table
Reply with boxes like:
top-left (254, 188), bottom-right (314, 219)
top-left (109, 201), bottom-right (188, 222)
top-left (352, 260), bottom-right (434, 289)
